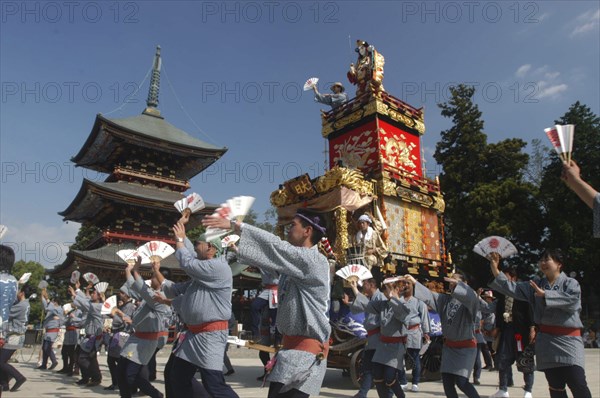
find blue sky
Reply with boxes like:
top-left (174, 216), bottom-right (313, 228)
top-left (1, 1), bottom-right (599, 268)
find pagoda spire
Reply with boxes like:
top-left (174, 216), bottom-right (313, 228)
top-left (143, 45), bottom-right (162, 117)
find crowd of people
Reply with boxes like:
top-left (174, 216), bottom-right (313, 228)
top-left (0, 160), bottom-right (598, 398)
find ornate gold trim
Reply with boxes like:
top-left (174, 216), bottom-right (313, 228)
top-left (334, 207), bottom-right (348, 265)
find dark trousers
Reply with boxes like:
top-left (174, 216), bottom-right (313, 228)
top-left (251, 297), bottom-right (277, 338)
top-left (441, 373), bottom-right (480, 398)
top-left (1, 348), bottom-right (25, 386)
top-left (497, 325), bottom-right (532, 391)
top-left (61, 344), bottom-right (76, 372)
top-left (170, 356), bottom-right (238, 398)
top-left (356, 349), bottom-right (375, 397)
top-left (398, 348), bottom-right (421, 385)
top-left (164, 353), bottom-right (211, 398)
top-left (373, 362), bottom-right (404, 398)
top-left (148, 348), bottom-right (160, 380)
top-left (480, 342), bottom-right (493, 368)
top-left (117, 357), bottom-right (162, 398)
top-left (107, 355), bottom-right (119, 386)
top-left (543, 365), bottom-right (592, 398)
top-left (78, 347), bottom-right (101, 382)
top-left (268, 382), bottom-right (310, 398)
top-left (41, 339), bottom-right (57, 368)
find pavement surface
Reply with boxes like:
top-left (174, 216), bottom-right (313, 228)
top-left (2, 346), bottom-right (599, 397)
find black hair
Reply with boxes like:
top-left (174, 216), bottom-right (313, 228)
top-left (295, 209), bottom-right (326, 245)
top-left (20, 283), bottom-right (34, 298)
top-left (159, 267), bottom-right (172, 280)
top-left (0, 244), bottom-right (15, 273)
top-left (540, 249), bottom-right (565, 270)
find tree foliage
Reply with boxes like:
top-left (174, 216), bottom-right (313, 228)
top-left (434, 85), bottom-right (543, 286)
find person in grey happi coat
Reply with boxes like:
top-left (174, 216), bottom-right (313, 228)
top-left (69, 281), bottom-right (104, 387)
top-left (396, 279), bottom-right (430, 392)
top-left (203, 208), bottom-right (331, 397)
top-left (104, 286), bottom-right (135, 390)
top-left (343, 277), bottom-right (386, 398)
top-left (117, 258), bottom-right (170, 398)
top-left (488, 250), bottom-right (592, 398)
top-left (405, 273), bottom-right (481, 398)
top-left (38, 288), bottom-right (63, 370)
top-left (0, 283), bottom-right (32, 392)
top-left (169, 215), bottom-right (238, 398)
top-left (58, 305), bottom-right (83, 376)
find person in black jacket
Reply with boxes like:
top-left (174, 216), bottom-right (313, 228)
top-left (490, 267), bottom-right (536, 398)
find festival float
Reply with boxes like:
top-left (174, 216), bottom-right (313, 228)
top-left (267, 40), bottom-right (450, 385)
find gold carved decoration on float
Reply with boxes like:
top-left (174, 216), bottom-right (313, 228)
top-left (334, 207), bottom-right (348, 265)
top-left (314, 166), bottom-right (374, 196)
top-left (396, 186), bottom-right (434, 207)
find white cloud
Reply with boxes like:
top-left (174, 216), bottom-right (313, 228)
top-left (570, 9), bottom-right (600, 37)
top-left (515, 64), bottom-right (532, 78)
top-left (1, 222), bottom-right (80, 268)
top-left (537, 83), bottom-right (568, 99)
top-left (513, 64), bottom-right (568, 101)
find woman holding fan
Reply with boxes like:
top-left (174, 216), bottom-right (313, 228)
top-left (488, 250), bottom-right (591, 398)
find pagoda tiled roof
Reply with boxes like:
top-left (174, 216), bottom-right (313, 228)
top-left (71, 113), bottom-right (227, 178)
top-left (59, 179), bottom-right (217, 222)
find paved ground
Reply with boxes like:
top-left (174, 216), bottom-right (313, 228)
top-left (2, 346), bottom-right (599, 397)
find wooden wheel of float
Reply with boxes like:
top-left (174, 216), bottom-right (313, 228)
top-left (349, 348), bottom-right (364, 389)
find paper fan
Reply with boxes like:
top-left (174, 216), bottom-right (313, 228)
top-left (83, 272), bottom-right (99, 285)
top-left (221, 234), bottom-right (240, 248)
top-left (0, 225), bottom-right (7, 240)
top-left (116, 249), bottom-right (142, 265)
top-left (335, 264), bottom-right (373, 284)
top-left (556, 124), bottom-right (574, 164)
top-left (38, 280), bottom-right (48, 289)
top-left (225, 196), bottom-right (255, 222)
top-left (303, 77), bottom-right (319, 91)
top-left (473, 236), bottom-right (518, 259)
top-left (383, 276), bottom-right (403, 285)
top-left (139, 241), bottom-right (175, 263)
top-left (95, 282), bottom-right (109, 294)
top-left (18, 272), bottom-right (32, 285)
top-left (101, 295), bottom-right (117, 316)
top-left (62, 303), bottom-right (73, 313)
top-left (174, 192), bottom-right (205, 215)
top-left (70, 270), bottom-right (80, 284)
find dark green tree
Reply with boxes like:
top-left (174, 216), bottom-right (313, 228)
top-left (538, 102), bottom-right (600, 320)
top-left (70, 223), bottom-right (101, 250)
top-left (434, 85), bottom-right (543, 285)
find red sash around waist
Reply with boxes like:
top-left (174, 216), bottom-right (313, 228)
top-left (263, 284), bottom-right (278, 289)
top-left (158, 331), bottom-right (169, 337)
top-left (367, 327), bottom-right (381, 337)
top-left (444, 338), bottom-right (477, 348)
top-left (187, 320), bottom-right (228, 334)
top-left (46, 328), bottom-right (60, 333)
top-left (66, 326), bottom-right (78, 331)
top-left (539, 324), bottom-right (581, 337)
top-left (408, 324), bottom-right (420, 331)
top-left (282, 335), bottom-right (329, 358)
top-left (380, 335), bottom-right (407, 344)
top-left (474, 329), bottom-right (481, 334)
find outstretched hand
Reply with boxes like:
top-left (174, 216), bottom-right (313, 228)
top-left (202, 214), bottom-right (231, 230)
top-left (529, 280), bottom-right (545, 297)
top-left (487, 252), bottom-right (501, 277)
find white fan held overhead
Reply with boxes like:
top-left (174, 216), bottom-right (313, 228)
top-left (101, 295), bottom-right (117, 316)
top-left (473, 236), bottom-right (518, 259)
top-left (83, 272), bottom-right (100, 285)
top-left (0, 225), bottom-right (7, 240)
top-left (95, 282), bottom-right (109, 294)
top-left (544, 124), bottom-right (575, 163)
top-left (70, 270), bottom-right (80, 284)
top-left (225, 196), bottom-right (255, 222)
top-left (117, 249), bottom-right (144, 266)
top-left (174, 192), bottom-right (205, 217)
top-left (138, 241), bottom-right (175, 263)
top-left (303, 77), bottom-right (319, 91)
top-left (382, 276), bottom-right (403, 285)
top-left (335, 264), bottom-right (373, 286)
top-left (221, 234), bottom-right (240, 248)
top-left (18, 272), bottom-right (31, 285)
